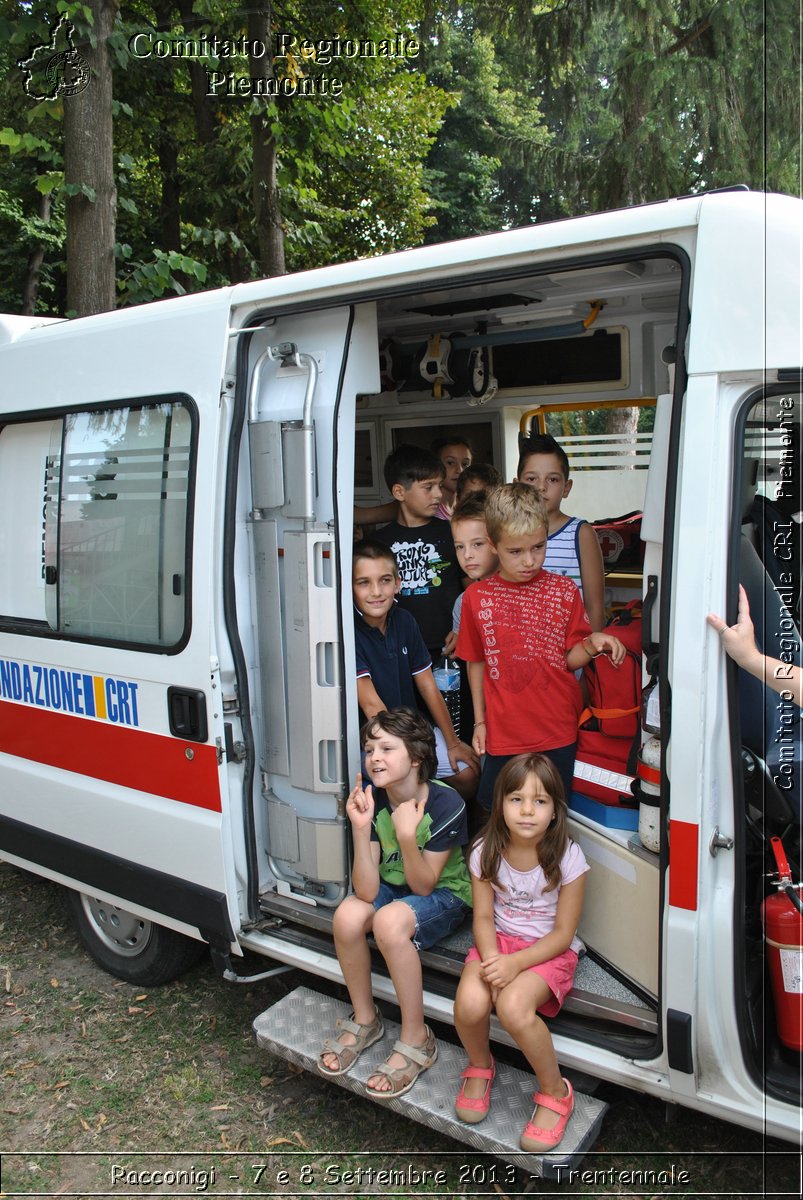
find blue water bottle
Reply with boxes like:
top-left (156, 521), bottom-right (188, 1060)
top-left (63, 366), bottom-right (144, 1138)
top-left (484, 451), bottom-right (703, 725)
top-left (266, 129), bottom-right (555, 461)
top-left (432, 656), bottom-right (461, 738)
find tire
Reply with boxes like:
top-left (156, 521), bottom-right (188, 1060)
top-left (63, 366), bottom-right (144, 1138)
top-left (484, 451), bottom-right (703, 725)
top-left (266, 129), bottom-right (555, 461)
top-left (67, 889), bottom-right (207, 985)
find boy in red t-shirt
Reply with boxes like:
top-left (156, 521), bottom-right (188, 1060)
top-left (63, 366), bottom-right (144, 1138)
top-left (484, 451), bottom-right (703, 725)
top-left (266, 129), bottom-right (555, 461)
top-left (455, 483), bottom-right (625, 810)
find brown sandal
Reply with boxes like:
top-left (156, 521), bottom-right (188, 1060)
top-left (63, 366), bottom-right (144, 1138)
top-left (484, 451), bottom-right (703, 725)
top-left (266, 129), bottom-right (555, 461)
top-left (317, 1009), bottom-right (385, 1077)
top-left (365, 1025), bottom-right (438, 1099)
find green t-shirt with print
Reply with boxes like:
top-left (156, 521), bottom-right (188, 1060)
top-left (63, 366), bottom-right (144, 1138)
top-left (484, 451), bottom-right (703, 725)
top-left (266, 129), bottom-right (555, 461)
top-left (370, 780), bottom-right (472, 908)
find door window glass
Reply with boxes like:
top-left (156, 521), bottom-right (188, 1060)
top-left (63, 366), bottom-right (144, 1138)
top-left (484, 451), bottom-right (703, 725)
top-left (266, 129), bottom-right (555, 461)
top-left (44, 401), bottom-right (192, 646)
top-left (735, 388), bottom-right (801, 1075)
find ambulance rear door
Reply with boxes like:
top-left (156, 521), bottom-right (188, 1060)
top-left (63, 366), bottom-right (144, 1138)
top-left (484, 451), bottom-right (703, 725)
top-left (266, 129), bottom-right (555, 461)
top-left (228, 298), bottom-right (380, 914)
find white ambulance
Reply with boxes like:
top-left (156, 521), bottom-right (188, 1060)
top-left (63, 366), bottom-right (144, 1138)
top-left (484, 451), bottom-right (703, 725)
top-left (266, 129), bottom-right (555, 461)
top-left (0, 189), bottom-right (800, 1152)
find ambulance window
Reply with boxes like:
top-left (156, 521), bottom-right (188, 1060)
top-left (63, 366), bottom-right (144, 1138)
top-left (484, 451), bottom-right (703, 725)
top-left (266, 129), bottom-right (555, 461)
top-left (740, 392), bottom-right (801, 628)
top-left (538, 402), bottom-right (654, 520)
top-left (735, 390), bottom-right (801, 1076)
top-left (43, 401), bottom-right (192, 647)
top-left (735, 389), bottom-right (801, 797)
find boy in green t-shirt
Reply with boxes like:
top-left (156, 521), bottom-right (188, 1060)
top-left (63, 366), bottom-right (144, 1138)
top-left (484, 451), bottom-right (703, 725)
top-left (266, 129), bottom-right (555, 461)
top-left (318, 707), bottom-right (471, 1099)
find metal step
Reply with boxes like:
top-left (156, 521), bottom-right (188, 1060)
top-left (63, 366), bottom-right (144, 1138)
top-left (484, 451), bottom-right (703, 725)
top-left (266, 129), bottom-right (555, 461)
top-left (253, 986), bottom-right (608, 1180)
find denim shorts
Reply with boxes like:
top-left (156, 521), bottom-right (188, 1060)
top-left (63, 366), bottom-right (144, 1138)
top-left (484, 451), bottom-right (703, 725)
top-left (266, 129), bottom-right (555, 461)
top-left (373, 880), bottom-right (469, 950)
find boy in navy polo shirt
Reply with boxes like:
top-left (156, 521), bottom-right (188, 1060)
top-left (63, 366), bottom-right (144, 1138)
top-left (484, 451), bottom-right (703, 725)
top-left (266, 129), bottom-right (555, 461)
top-left (353, 539), bottom-right (478, 800)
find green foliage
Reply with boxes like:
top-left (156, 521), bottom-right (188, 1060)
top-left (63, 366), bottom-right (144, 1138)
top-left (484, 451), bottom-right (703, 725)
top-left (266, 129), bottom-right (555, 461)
top-left (116, 245), bottom-right (208, 305)
top-left (0, 0), bottom-right (799, 313)
top-left (525, 0), bottom-right (802, 219)
top-left (0, 184), bottom-right (65, 312)
top-left (280, 66), bottom-right (451, 268)
top-left (422, 18), bottom-right (551, 239)
top-left (105, 0), bottom-right (451, 293)
top-left (0, 1), bottom-right (71, 312)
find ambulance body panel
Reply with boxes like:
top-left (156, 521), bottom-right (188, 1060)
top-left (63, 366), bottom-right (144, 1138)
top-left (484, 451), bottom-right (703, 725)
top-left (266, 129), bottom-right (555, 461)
top-left (0, 191), bottom-right (799, 1143)
top-left (0, 295), bottom-right (238, 948)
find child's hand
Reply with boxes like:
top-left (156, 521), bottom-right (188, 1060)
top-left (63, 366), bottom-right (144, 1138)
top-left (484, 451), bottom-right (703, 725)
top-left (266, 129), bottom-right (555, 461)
top-left (448, 738), bottom-right (480, 774)
top-left (345, 773), bottom-right (374, 830)
top-left (472, 721), bottom-right (487, 756)
top-left (441, 630), bottom-right (458, 656)
top-left (391, 794), bottom-right (427, 843)
top-left (479, 952), bottom-right (521, 990)
top-left (589, 631), bottom-right (626, 666)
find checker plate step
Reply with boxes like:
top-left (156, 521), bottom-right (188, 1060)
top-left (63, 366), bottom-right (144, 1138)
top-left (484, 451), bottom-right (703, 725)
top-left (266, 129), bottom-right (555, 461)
top-left (253, 986), bottom-right (607, 1179)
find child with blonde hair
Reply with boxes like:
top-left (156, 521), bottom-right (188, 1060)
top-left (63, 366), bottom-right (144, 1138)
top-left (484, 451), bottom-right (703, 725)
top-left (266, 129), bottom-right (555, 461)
top-left (456, 483), bottom-right (625, 809)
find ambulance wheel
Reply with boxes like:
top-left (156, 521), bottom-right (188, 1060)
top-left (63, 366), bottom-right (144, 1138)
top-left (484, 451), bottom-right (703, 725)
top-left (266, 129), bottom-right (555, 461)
top-left (67, 890), bottom-right (206, 985)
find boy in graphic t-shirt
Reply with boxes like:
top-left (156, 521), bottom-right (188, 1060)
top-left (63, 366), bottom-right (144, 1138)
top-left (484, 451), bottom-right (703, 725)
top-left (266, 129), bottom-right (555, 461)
top-left (373, 444), bottom-right (463, 661)
top-left (456, 483), bottom-right (626, 810)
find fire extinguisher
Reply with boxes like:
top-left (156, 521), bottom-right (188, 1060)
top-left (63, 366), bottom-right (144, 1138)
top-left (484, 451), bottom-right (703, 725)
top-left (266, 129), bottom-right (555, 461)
top-left (761, 836), bottom-right (803, 1052)
top-left (634, 736), bottom-right (661, 853)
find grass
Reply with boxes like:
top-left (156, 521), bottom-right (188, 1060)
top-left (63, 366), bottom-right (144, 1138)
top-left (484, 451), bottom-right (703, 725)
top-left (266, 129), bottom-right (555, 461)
top-left (0, 861), bottom-right (799, 1198)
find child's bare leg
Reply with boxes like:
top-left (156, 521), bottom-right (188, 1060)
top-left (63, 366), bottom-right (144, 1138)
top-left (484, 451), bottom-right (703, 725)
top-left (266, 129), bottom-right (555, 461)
top-left (454, 960), bottom-right (494, 1100)
top-left (367, 901), bottom-right (427, 1093)
top-left (495, 973), bottom-right (568, 1131)
top-left (320, 895), bottom-right (377, 1072)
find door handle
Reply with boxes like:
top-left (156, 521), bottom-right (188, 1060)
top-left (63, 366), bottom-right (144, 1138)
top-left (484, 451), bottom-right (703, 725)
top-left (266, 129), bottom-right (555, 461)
top-left (167, 687), bottom-right (208, 743)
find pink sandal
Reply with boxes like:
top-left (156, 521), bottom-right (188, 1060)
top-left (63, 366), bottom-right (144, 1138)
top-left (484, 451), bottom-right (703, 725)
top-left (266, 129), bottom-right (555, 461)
top-left (520, 1078), bottom-right (574, 1151)
top-left (455, 1058), bottom-right (495, 1123)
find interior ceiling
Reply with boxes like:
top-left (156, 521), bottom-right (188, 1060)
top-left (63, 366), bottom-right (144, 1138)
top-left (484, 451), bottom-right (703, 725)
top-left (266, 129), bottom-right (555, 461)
top-left (377, 257), bottom-right (682, 340)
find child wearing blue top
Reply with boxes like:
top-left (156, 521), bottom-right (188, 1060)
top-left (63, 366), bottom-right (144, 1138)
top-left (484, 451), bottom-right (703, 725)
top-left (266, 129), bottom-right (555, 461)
top-left (353, 539), bottom-right (478, 799)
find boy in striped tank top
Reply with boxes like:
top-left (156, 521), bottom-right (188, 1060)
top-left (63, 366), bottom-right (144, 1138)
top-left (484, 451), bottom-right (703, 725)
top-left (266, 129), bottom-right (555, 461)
top-left (516, 435), bottom-right (605, 631)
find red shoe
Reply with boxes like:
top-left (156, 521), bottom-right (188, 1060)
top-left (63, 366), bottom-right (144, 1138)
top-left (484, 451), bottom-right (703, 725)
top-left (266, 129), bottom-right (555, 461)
top-left (455, 1059), bottom-right (495, 1123)
top-left (520, 1078), bottom-right (574, 1151)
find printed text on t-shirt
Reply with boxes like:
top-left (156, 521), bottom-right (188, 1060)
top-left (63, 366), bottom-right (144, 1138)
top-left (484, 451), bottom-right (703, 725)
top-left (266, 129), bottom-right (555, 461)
top-left (391, 539), bottom-right (448, 592)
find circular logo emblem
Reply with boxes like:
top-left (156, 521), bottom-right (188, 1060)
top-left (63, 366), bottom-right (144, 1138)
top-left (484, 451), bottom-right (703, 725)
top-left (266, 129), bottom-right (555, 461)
top-left (598, 529), bottom-right (624, 563)
top-left (45, 48), bottom-right (90, 97)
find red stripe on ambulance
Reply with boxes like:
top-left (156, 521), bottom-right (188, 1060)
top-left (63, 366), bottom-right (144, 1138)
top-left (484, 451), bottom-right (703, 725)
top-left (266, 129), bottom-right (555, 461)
top-left (0, 700), bottom-right (221, 812)
top-left (669, 819), bottom-right (699, 911)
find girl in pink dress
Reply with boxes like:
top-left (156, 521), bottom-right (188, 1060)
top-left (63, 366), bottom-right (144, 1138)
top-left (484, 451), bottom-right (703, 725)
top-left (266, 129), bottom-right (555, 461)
top-left (453, 753), bottom-right (589, 1151)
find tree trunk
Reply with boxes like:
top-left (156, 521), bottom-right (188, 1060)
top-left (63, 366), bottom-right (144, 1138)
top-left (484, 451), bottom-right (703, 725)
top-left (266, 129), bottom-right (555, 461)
top-left (21, 192), bottom-right (52, 315)
top-left (177, 0), bottom-right (216, 145)
top-left (157, 129), bottom-right (181, 253)
top-left (249, 4), bottom-right (286, 277)
top-left (63, 0), bottom-right (119, 315)
top-left (604, 406), bottom-right (640, 466)
top-left (153, 1), bottom-right (181, 256)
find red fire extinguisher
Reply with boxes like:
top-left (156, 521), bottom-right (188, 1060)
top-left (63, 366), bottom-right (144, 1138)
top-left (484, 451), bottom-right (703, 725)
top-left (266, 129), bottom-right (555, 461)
top-left (761, 836), bottom-right (803, 1052)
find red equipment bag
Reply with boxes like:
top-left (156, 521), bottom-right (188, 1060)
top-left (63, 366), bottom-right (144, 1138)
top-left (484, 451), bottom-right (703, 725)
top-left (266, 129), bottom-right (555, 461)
top-left (572, 731), bottom-right (639, 807)
top-left (593, 510), bottom-right (644, 570)
top-left (573, 607), bottom-right (642, 806)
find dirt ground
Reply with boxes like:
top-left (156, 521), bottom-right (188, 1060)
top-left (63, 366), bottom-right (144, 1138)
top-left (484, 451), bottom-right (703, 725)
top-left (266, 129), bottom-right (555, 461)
top-left (1, 862), bottom-right (798, 1199)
